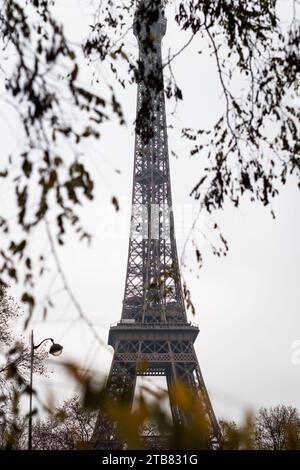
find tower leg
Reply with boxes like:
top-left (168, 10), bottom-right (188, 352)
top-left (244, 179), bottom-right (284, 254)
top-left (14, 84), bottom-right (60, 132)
top-left (166, 348), bottom-right (222, 448)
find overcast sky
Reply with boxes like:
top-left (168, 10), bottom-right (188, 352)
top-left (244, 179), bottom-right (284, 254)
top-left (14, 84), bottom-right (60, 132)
top-left (1, 0), bottom-right (300, 424)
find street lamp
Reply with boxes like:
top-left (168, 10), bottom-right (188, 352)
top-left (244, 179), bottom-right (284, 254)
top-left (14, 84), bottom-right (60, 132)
top-left (28, 330), bottom-right (63, 450)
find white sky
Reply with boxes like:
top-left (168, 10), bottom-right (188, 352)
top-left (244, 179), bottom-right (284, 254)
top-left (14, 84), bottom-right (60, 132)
top-left (1, 0), bottom-right (300, 424)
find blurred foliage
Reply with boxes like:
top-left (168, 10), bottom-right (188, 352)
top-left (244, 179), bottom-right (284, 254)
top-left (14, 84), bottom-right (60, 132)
top-left (1, 351), bottom-right (300, 450)
top-left (55, 363), bottom-right (300, 450)
top-left (2, 360), bottom-right (300, 450)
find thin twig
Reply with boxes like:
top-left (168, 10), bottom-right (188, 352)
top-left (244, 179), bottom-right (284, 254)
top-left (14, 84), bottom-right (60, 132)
top-left (163, 33), bottom-right (195, 69)
top-left (205, 26), bottom-right (238, 143)
top-left (44, 219), bottom-right (109, 350)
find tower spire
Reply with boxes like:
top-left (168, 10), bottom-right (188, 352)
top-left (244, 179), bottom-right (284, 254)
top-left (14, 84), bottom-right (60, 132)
top-left (123, 0), bottom-right (186, 324)
top-left (91, 2), bottom-right (221, 449)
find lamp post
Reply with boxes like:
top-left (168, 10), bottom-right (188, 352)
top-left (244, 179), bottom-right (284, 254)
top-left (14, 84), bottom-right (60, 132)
top-left (28, 330), bottom-right (63, 450)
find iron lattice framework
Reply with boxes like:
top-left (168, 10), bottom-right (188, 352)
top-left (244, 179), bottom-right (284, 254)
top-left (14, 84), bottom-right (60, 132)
top-left (91, 0), bottom-right (220, 449)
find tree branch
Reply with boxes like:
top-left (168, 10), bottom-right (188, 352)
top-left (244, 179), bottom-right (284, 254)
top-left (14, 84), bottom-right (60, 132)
top-left (44, 219), bottom-right (109, 350)
top-left (205, 26), bottom-right (238, 144)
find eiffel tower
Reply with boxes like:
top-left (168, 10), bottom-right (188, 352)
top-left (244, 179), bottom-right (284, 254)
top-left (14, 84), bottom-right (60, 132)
top-left (91, 0), bottom-right (220, 449)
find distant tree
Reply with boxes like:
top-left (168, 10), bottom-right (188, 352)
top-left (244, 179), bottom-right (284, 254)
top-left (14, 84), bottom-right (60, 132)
top-left (0, 286), bottom-right (46, 383)
top-left (0, 286), bottom-right (47, 449)
top-left (24, 396), bottom-right (96, 450)
top-left (25, 400), bottom-right (300, 451)
top-left (255, 405), bottom-right (300, 450)
top-left (0, 286), bottom-right (19, 344)
top-left (219, 419), bottom-right (241, 449)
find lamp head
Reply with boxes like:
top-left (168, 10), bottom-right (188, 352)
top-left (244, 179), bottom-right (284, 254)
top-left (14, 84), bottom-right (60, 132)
top-left (49, 342), bottom-right (63, 356)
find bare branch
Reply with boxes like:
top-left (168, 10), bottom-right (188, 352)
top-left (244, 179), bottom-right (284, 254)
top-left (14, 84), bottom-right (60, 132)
top-left (44, 220), bottom-right (108, 350)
